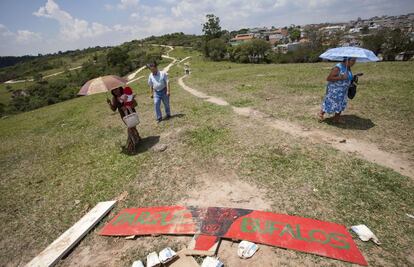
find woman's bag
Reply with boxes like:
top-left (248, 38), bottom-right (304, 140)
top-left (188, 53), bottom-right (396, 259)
top-left (348, 74), bottom-right (360, 99)
top-left (348, 83), bottom-right (357, 99)
top-left (123, 113), bottom-right (140, 128)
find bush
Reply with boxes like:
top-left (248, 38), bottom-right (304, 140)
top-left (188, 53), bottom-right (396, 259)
top-left (269, 46), bottom-right (325, 64)
top-left (362, 28), bottom-right (414, 60)
top-left (206, 38), bottom-right (228, 61)
top-left (230, 39), bottom-right (271, 63)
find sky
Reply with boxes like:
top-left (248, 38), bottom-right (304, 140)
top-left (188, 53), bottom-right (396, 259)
top-left (0, 0), bottom-right (414, 56)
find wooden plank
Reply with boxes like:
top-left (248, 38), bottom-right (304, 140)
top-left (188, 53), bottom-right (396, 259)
top-left (26, 201), bottom-right (116, 267)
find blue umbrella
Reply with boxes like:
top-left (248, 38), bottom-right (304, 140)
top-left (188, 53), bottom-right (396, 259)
top-left (320, 47), bottom-right (380, 62)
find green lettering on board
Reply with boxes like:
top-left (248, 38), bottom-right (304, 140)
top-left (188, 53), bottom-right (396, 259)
top-left (294, 224), bottom-right (309, 241)
top-left (264, 220), bottom-right (285, 234)
top-left (241, 217), bottom-right (263, 233)
top-left (328, 233), bottom-right (350, 250)
top-left (112, 213), bottom-right (137, 226)
top-left (309, 229), bottom-right (330, 244)
top-left (134, 211), bottom-right (151, 224)
top-left (279, 224), bottom-right (297, 239)
top-left (160, 211), bottom-right (171, 226)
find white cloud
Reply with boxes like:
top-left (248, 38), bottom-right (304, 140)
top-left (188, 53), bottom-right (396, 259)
top-left (16, 30), bottom-right (42, 43)
top-left (0, 24), bottom-right (41, 43)
top-left (0, 24), bottom-right (43, 56)
top-left (0, 24), bottom-right (14, 37)
top-left (34, 0), bottom-right (112, 40)
top-left (104, 4), bottom-right (114, 11)
top-left (118, 0), bottom-right (139, 10)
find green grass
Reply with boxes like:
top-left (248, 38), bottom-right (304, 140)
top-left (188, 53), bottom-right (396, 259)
top-left (0, 48), bottom-right (413, 266)
top-left (186, 54), bottom-right (414, 157)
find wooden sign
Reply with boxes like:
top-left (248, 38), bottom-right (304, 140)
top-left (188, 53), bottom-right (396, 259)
top-left (99, 206), bottom-right (367, 266)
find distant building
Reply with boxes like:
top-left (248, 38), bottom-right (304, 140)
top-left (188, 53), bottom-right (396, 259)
top-left (230, 34), bottom-right (254, 46)
top-left (268, 33), bottom-right (286, 45)
top-left (274, 42), bottom-right (301, 54)
top-left (320, 25), bottom-right (346, 35)
top-left (395, 51), bottom-right (414, 61)
top-left (349, 27), bottom-right (362, 33)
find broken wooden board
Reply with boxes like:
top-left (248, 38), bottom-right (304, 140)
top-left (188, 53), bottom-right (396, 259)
top-left (26, 201), bottom-right (116, 267)
top-left (188, 235), bottom-right (219, 255)
top-left (99, 206), bottom-right (367, 265)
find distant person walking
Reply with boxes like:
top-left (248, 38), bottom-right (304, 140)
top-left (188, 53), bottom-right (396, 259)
top-left (319, 57), bottom-right (356, 123)
top-left (147, 62), bottom-right (171, 123)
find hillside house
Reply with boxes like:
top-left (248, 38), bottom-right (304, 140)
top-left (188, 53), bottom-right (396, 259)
top-left (230, 34), bottom-right (254, 46)
top-left (274, 42), bottom-right (301, 54)
top-left (320, 25), bottom-right (346, 36)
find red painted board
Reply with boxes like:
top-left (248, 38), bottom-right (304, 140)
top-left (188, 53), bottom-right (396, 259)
top-left (99, 206), bottom-right (367, 266)
top-left (223, 210), bottom-right (367, 266)
top-left (100, 206), bottom-right (197, 236)
top-left (192, 235), bottom-right (219, 251)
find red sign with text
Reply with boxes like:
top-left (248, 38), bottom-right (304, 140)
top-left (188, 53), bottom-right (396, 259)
top-left (99, 206), bottom-right (367, 266)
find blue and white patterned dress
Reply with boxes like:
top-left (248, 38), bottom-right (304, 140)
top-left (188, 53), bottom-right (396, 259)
top-left (321, 63), bottom-right (353, 114)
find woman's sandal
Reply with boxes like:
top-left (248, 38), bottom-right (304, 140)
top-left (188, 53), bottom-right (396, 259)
top-left (317, 112), bottom-right (324, 122)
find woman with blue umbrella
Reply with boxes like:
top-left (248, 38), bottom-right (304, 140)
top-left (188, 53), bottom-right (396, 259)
top-left (318, 47), bottom-right (379, 123)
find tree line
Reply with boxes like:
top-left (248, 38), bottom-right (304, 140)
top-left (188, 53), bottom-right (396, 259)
top-left (6, 41), bottom-right (162, 114)
top-left (201, 14), bottom-right (414, 64)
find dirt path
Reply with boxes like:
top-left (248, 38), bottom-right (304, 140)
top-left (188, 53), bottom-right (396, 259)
top-left (178, 75), bottom-right (414, 179)
top-left (125, 45), bottom-right (176, 85)
top-left (4, 66), bottom-right (82, 84)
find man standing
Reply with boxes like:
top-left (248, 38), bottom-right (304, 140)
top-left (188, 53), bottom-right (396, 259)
top-left (147, 62), bottom-right (171, 123)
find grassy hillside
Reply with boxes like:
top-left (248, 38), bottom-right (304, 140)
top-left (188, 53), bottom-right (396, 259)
top-left (182, 50), bottom-right (414, 158)
top-left (0, 44), bottom-right (165, 115)
top-left (0, 49), bottom-right (413, 266)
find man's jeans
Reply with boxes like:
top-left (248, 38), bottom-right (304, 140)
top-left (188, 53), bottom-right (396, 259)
top-left (154, 88), bottom-right (171, 120)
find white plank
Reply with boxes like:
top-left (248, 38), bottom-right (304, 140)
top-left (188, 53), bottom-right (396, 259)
top-left (26, 201), bottom-right (116, 267)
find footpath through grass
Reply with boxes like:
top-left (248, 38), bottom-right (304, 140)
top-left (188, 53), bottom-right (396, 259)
top-left (0, 50), bottom-right (413, 266)
top-left (182, 50), bottom-right (414, 158)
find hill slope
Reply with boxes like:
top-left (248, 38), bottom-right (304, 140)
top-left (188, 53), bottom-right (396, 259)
top-left (0, 48), bottom-right (413, 266)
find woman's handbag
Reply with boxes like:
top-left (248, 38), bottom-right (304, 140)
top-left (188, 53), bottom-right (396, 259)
top-left (348, 74), bottom-right (361, 99)
top-left (123, 113), bottom-right (140, 128)
top-left (348, 83), bottom-right (357, 99)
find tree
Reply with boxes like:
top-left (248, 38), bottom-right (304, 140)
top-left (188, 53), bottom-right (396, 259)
top-left (362, 31), bottom-right (386, 54)
top-left (288, 27), bottom-right (301, 42)
top-left (230, 39), bottom-right (271, 63)
top-left (361, 26), bottom-right (369, 34)
top-left (0, 102), bottom-right (5, 116)
top-left (33, 73), bottom-right (43, 82)
top-left (202, 14), bottom-right (222, 41)
top-left (362, 28), bottom-right (413, 60)
top-left (382, 29), bottom-right (412, 59)
top-left (305, 27), bottom-right (323, 50)
top-left (107, 47), bottom-right (129, 67)
top-left (206, 39), bottom-right (227, 61)
top-left (329, 30), bottom-right (344, 47)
